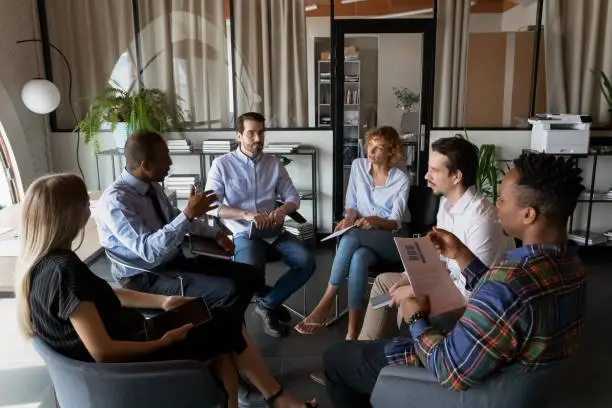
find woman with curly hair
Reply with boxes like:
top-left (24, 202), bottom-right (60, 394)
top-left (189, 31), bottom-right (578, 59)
top-left (295, 126), bottom-right (410, 340)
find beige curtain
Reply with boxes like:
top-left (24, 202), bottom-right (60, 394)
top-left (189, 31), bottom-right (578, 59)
top-left (544, 0), bottom-right (612, 124)
top-left (45, 0), bottom-right (136, 129)
top-left (138, 0), bottom-right (230, 128)
top-left (434, 0), bottom-right (470, 127)
top-left (233, 0), bottom-right (308, 127)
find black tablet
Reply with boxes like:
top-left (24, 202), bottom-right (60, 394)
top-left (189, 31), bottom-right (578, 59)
top-left (144, 297), bottom-right (212, 340)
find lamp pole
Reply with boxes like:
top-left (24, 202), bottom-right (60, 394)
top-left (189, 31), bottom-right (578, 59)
top-left (16, 39), bottom-right (84, 179)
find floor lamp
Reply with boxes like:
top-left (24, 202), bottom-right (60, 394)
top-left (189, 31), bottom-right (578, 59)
top-left (16, 39), bottom-right (84, 179)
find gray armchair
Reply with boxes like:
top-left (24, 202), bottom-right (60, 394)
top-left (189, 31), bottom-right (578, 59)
top-left (32, 337), bottom-right (226, 408)
top-left (371, 362), bottom-right (565, 408)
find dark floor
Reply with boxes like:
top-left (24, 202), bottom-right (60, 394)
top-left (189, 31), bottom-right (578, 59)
top-left (89, 248), bottom-right (612, 408)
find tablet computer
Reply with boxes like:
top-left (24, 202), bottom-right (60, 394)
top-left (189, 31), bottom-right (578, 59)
top-left (144, 297), bottom-right (212, 340)
top-left (248, 221), bottom-right (283, 240)
top-left (370, 293), bottom-right (393, 310)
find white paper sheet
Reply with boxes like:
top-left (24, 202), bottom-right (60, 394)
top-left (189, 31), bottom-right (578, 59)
top-left (394, 236), bottom-right (466, 316)
top-left (320, 225), bottom-right (356, 242)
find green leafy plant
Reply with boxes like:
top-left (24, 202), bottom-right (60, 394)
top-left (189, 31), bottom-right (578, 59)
top-left (592, 69), bottom-right (612, 111)
top-left (456, 130), bottom-right (503, 203)
top-left (392, 87), bottom-right (420, 110)
top-left (75, 83), bottom-right (185, 151)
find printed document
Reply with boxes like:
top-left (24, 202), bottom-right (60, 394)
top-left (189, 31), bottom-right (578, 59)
top-left (394, 236), bottom-right (466, 316)
top-left (320, 225), bottom-right (356, 242)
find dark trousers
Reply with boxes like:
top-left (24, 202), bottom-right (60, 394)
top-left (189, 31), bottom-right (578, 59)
top-left (324, 310), bottom-right (464, 408)
top-left (324, 340), bottom-right (390, 408)
top-left (122, 255), bottom-right (265, 323)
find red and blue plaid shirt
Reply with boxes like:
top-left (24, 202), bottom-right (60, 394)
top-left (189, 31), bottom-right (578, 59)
top-left (384, 242), bottom-right (586, 391)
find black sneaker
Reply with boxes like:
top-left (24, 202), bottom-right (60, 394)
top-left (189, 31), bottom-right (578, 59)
top-left (254, 303), bottom-right (288, 338)
top-left (273, 305), bottom-right (292, 324)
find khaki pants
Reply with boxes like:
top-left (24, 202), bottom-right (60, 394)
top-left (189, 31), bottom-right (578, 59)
top-left (358, 272), bottom-right (405, 341)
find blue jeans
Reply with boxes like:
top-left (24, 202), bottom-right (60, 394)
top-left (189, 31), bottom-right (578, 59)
top-left (329, 228), bottom-right (400, 309)
top-left (233, 232), bottom-right (316, 310)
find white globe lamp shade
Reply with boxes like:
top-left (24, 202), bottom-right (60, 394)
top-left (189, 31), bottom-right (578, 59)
top-left (21, 79), bottom-right (61, 114)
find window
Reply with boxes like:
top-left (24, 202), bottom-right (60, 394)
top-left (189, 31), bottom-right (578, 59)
top-left (0, 122), bottom-right (19, 207)
top-left (138, 0), bottom-right (233, 128)
top-left (434, 1), bottom-right (543, 128)
top-left (45, 0), bottom-right (136, 129)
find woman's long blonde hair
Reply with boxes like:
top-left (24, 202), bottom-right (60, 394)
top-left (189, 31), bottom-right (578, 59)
top-left (15, 173), bottom-right (89, 337)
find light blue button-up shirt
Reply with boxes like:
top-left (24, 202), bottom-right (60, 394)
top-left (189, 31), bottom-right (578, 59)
top-left (345, 158), bottom-right (410, 228)
top-left (96, 169), bottom-right (217, 279)
top-left (205, 148), bottom-right (300, 237)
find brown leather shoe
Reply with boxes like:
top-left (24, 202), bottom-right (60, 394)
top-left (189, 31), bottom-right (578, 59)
top-left (310, 372), bottom-right (326, 386)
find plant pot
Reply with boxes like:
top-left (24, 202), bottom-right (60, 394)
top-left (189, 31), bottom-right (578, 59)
top-left (112, 122), bottom-right (129, 151)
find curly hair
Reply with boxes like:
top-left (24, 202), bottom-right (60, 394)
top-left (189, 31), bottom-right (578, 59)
top-left (364, 126), bottom-right (405, 167)
top-left (513, 152), bottom-right (585, 222)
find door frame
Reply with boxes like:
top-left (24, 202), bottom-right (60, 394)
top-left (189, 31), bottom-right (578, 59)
top-left (331, 18), bottom-right (437, 223)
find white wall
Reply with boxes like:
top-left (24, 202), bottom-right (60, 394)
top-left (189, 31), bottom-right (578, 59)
top-left (377, 33), bottom-right (423, 131)
top-left (0, 0), bottom-right (51, 195)
top-left (430, 130), bottom-right (612, 235)
top-left (50, 129), bottom-right (335, 232)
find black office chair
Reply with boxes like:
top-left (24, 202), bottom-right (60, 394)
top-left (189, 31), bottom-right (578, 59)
top-left (328, 185), bottom-right (440, 324)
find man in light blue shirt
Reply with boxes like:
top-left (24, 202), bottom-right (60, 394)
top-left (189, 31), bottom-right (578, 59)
top-left (205, 112), bottom-right (316, 338)
top-left (96, 131), bottom-right (265, 322)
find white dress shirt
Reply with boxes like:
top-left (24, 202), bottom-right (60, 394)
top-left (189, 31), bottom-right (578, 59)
top-left (436, 187), bottom-right (515, 298)
top-left (205, 148), bottom-right (300, 237)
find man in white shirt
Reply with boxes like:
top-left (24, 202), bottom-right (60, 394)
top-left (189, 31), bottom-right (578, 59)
top-left (205, 112), bottom-right (316, 338)
top-left (358, 136), bottom-right (515, 340)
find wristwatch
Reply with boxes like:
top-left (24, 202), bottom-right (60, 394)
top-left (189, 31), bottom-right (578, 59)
top-left (406, 311), bottom-right (427, 330)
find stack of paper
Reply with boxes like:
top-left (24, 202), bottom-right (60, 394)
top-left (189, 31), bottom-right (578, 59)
top-left (284, 220), bottom-right (315, 241)
top-left (166, 139), bottom-right (193, 152)
top-left (604, 229), bottom-right (612, 240)
top-left (165, 174), bottom-right (200, 199)
top-left (202, 139), bottom-right (238, 153)
top-left (263, 143), bottom-right (300, 153)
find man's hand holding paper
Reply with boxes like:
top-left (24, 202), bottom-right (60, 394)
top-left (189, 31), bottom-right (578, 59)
top-left (394, 235), bottom-right (467, 316)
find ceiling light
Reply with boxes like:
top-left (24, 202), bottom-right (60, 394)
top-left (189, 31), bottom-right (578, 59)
top-left (305, 0), bottom-right (319, 11)
top-left (340, 0), bottom-right (366, 4)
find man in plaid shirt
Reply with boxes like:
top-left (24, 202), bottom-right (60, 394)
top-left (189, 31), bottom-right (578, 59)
top-left (323, 152), bottom-right (587, 407)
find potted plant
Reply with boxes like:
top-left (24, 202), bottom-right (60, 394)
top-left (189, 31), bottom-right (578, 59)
top-left (393, 87), bottom-right (420, 112)
top-left (593, 69), bottom-right (612, 123)
top-left (456, 130), bottom-right (504, 203)
top-left (75, 83), bottom-right (185, 151)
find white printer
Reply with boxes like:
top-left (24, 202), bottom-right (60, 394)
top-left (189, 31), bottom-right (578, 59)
top-left (528, 114), bottom-right (592, 154)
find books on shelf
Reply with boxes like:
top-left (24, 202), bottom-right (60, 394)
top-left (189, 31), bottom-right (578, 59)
top-left (284, 220), bottom-right (315, 241)
top-left (202, 139), bottom-right (238, 153)
top-left (568, 230), bottom-right (608, 245)
top-left (165, 174), bottom-right (200, 199)
top-left (263, 143), bottom-right (301, 153)
top-left (166, 139), bottom-right (193, 152)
